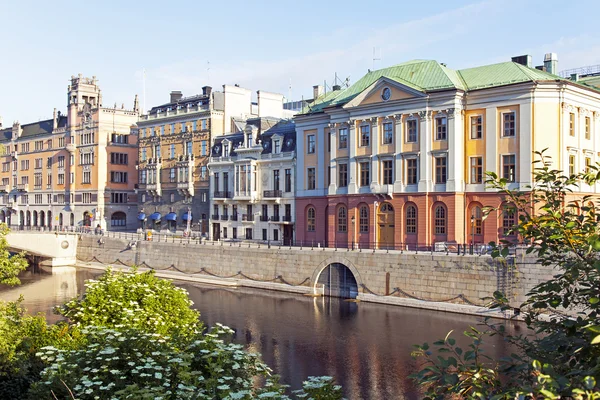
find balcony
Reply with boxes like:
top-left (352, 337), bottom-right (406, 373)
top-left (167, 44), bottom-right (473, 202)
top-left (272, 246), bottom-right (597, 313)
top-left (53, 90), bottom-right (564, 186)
top-left (282, 215), bottom-right (292, 222)
top-left (259, 215), bottom-right (269, 222)
top-left (0, 185), bottom-right (8, 193)
top-left (230, 214), bottom-right (238, 221)
top-left (263, 190), bottom-right (282, 198)
top-left (270, 216), bottom-right (280, 222)
top-left (211, 214), bottom-right (219, 220)
top-left (16, 184), bottom-right (28, 192)
top-left (220, 215), bottom-right (228, 221)
top-left (10, 151), bottom-right (18, 160)
top-left (242, 214), bottom-right (254, 222)
top-left (146, 182), bottom-right (161, 196)
top-left (213, 191), bottom-right (232, 199)
top-left (177, 181), bottom-right (194, 197)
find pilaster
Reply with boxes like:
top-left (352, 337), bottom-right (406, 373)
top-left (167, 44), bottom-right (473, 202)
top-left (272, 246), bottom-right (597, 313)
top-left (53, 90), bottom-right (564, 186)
top-left (393, 114), bottom-right (403, 192)
top-left (328, 123), bottom-right (338, 195)
top-left (348, 120), bottom-right (358, 194)
top-left (445, 108), bottom-right (464, 192)
top-left (417, 110), bottom-right (432, 192)
top-left (370, 117), bottom-right (380, 191)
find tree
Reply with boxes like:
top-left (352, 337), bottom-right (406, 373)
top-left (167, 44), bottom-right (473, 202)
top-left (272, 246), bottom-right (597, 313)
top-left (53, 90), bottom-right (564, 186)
top-left (411, 151), bottom-right (600, 399)
top-left (0, 224), bottom-right (28, 286)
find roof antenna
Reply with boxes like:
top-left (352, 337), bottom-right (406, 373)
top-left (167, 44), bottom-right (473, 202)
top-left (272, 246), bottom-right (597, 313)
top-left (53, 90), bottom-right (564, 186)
top-left (373, 46), bottom-right (381, 70)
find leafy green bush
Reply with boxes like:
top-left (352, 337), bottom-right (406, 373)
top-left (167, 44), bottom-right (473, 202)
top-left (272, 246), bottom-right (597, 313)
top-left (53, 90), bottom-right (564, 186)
top-left (0, 223), bottom-right (28, 286)
top-left (58, 268), bottom-right (202, 338)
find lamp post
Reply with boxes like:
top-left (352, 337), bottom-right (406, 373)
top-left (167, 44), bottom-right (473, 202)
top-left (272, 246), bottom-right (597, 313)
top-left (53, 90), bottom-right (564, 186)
top-left (351, 215), bottom-right (355, 250)
top-left (185, 206), bottom-right (191, 237)
top-left (268, 217), bottom-right (271, 249)
top-left (373, 201), bottom-right (379, 250)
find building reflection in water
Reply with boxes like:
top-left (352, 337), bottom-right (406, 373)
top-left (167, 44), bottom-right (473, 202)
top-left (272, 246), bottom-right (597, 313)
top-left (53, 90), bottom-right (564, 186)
top-left (0, 268), bottom-right (520, 400)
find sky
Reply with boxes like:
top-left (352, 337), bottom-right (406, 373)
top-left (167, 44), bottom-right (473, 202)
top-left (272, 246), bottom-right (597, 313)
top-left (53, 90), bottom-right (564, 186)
top-left (1, 0), bottom-right (600, 124)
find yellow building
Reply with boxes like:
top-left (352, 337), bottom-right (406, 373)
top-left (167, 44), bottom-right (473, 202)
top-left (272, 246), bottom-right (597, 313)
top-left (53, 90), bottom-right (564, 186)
top-left (0, 74), bottom-right (139, 230)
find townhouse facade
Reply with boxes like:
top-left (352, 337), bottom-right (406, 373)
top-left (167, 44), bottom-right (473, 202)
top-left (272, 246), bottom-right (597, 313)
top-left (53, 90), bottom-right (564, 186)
top-left (208, 118), bottom-right (296, 244)
top-left (0, 75), bottom-right (139, 231)
top-left (294, 56), bottom-right (600, 250)
top-left (136, 85), bottom-right (294, 234)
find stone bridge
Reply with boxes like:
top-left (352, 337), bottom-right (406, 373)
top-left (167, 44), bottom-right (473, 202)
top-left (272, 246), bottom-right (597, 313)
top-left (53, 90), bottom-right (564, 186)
top-left (6, 232), bottom-right (79, 266)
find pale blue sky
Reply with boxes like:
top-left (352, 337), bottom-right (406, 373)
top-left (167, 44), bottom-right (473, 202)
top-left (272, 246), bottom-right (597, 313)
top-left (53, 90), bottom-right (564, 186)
top-left (1, 0), bottom-right (599, 124)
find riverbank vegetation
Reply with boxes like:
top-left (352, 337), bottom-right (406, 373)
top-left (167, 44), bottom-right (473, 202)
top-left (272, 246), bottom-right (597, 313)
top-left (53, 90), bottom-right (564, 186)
top-left (0, 265), bottom-right (342, 399)
top-left (411, 152), bottom-right (600, 399)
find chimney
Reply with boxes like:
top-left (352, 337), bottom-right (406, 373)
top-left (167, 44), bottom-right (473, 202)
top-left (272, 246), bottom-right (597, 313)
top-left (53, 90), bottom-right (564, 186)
top-left (332, 84), bottom-right (341, 91)
top-left (313, 85), bottom-right (324, 99)
top-left (53, 108), bottom-right (58, 130)
top-left (202, 86), bottom-right (212, 97)
top-left (133, 94), bottom-right (140, 113)
top-left (544, 53), bottom-right (558, 75)
top-left (511, 55), bottom-right (532, 68)
top-left (170, 91), bottom-right (183, 103)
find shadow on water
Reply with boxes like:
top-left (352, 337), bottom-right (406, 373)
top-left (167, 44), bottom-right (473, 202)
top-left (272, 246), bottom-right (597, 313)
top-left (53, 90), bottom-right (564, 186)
top-left (0, 267), bottom-right (523, 399)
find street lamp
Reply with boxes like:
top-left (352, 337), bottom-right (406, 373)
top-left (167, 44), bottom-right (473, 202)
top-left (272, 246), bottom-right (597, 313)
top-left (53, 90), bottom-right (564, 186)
top-left (351, 215), bottom-right (355, 250)
top-left (268, 217), bottom-right (271, 249)
top-left (470, 213), bottom-right (475, 254)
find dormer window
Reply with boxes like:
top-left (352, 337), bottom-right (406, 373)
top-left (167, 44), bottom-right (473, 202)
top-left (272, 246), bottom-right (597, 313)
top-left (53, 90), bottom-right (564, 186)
top-left (246, 133), bottom-right (253, 147)
top-left (274, 139), bottom-right (280, 154)
top-left (223, 143), bottom-right (230, 157)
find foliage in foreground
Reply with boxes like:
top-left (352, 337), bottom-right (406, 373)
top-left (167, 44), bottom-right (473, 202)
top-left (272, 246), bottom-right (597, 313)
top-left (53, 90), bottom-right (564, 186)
top-left (58, 268), bottom-right (203, 338)
top-left (0, 223), bottom-right (28, 286)
top-left (411, 151), bottom-right (600, 399)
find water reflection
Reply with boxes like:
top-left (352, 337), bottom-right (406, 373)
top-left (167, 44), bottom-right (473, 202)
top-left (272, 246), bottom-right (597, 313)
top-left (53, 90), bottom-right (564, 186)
top-left (0, 267), bottom-right (521, 399)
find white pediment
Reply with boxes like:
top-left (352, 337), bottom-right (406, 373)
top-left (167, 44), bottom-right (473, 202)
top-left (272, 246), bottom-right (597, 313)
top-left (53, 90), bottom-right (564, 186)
top-left (343, 77), bottom-right (427, 109)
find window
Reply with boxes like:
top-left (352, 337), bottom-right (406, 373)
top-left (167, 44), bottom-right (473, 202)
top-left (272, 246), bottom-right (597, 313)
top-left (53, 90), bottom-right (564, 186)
top-left (359, 206), bottom-right (369, 233)
top-left (192, 121), bottom-right (197, 132)
top-left (82, 171), bottom-right (91, 184)
top-left (359, 162), bottom-right (370, 187)
top-left (170, 168), bottom-right (176, 183)
top-left (82, 193), bottom-right (92, 204)
top-left (569, 113), bottom-right (575, 136)
top-left (110, 171), bottom-right (128, 183)
top-left (80, 152), bottom-right (94, 165)
top-left (382, 122), bottom-right (393, 144)
top-left (327, 132), bottom-right (331, 152)
top-left (262, 229), bottom-right (267, 241)
top-left (110, 193), bottom-right (128, 203)
top-left (470, 156), bottom-right (483, 184)
top-left (360, 125), bottom-right (370, 147)
top-left (201, 166), bottom-right (207, 180)
top-left (435, 116), bottom-right (447, 140)
top-left (34, 194), bottom-right (42, 204)
top-left (35, 140), bottom-right (43, 151)
top-left (406, 205), bottom-right (417, 234)
top-left (502, 155), bottom-right (516, 182)
top-left (214, 172), bottom-right (219, 192)
top-left (82, 131), bottom-right (95, 145)
top-left (503, 112), bottom-right (516, 137)
top-left (1, 162), bottom-right (8, 173)
top-left (20, 160), bottom-right (29, 170)
top-left (586, 157), bottom-right (592, 174)
top-left (245, 228), bottom-right (253, 240)
top-left (406, 119), bottom-right (418, 142)
top-left (382, 160), bottom-right (393, 185)
top-left (274, 139), bottom-right (280, 154)
top-left (58, 137), bottom-right (65, 147)
top-left (338, 163), bottom-right (348, 187)
top-left (201, 141), bottom-right (207, 156)
top-left (585, 117), bottom-right (591, 140)
top-left (47, 157), bottom-right (52, 168)
top-left (337, 206), bottom-right (347, 232)
top-left (470, 115), bottom-right (482, 139)
top-left (434, 156), bottom-right (447, 184)
top-left (58, 156), bottom-right (65, 168)
top-left (47, 139), bottom-right (52, 149)
top-left (170, 144), bottom-right (175, 159)
top-left (154, 144), bottom-right (161, 158)
top-left (285, 169), bottom-right (291, 192)
top-left (569, 154), bottom-right (576, 176)
top-left (35, 158), bottom-right (43, 169)
top-left (70, 172), bottom-right (74, 184)
top-left (232, 227), bottom-right (237, 239)
top-left (21, 143), bottom-right (30, 153)
top-left (185, 141), bottom-right (192, 156)
top-left (502, 206), bottom-right (516, 236)
top-left (307, 168), bottom-right (316, 190)
top-left (307, 135), bottom-right (316, 154)
top-left (406, 158), bottom-right (418, 185)
top-left (201, 119), bottom-right (207, 130)
top-left (273, 170), bottom-right (280, 191)
top-left (160, 126), bottom-right (164, 136)
top-left (141, 149), bottom-right (147, 161)
top-left (58, 174), bottom-right (65, 185)
top-left (111, 212), bottom-right (127, 227)
top-left (338, 128), bottom-right (348, 149)
top-left (34, 173), bottom-right (42, 189)
top-left (110, 153), bottom-right (128, 165)
top-left (434, 205), bottom-right (446, 234)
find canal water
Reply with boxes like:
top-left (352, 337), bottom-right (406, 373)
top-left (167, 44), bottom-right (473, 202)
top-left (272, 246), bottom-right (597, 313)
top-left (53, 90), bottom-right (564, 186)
top-left (0, 266), bottom-right (520, 399)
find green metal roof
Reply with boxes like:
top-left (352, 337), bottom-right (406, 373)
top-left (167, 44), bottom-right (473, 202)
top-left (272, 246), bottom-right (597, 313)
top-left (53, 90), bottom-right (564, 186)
top-left (297, 59), bottom-right (597, 116)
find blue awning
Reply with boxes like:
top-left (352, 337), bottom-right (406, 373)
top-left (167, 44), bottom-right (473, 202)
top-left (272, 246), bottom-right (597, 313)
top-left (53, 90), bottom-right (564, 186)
top-left (165, 212), bottom-right (177, 221)
top-left (137, 213), bottom-right (146, 221)
top-left (182, 212), bottom-right (193, 221)
top-left (149, 212), bottom-right (161, 221)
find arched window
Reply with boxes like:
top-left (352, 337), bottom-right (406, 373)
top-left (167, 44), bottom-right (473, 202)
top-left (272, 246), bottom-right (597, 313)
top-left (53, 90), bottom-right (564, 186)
top-left (337, 206), bottom-right (347, 232)
top-left (502, 205), bottom-right (516, 235)
top-left (111, 212), bottom-right (127, 227)
top-left (306, 207), bottom-right (316, 232)
top-left (434, 205), bottom-right (446, 234)
top-left (359, 206), bottom-right (369, 233)
top-left (406, 205), bottom-right (417, 233)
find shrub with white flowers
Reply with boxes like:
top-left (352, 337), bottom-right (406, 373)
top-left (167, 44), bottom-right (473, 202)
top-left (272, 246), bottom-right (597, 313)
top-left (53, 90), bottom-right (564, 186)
top-left (58, 268), bottom-right (202, 338)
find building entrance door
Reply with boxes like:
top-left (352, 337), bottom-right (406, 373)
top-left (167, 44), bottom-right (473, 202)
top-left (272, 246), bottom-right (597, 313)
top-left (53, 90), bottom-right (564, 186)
top-left (377, 202), bottom-right (395, 249)
top-left (212, 223), bottom-right (220, 241)
top-left (283, 225), bottom-right (293, 245)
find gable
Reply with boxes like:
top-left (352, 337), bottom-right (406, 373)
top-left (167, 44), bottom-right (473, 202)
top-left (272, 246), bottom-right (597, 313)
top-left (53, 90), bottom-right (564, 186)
top-left (342, 77), bottom-right (427, 109)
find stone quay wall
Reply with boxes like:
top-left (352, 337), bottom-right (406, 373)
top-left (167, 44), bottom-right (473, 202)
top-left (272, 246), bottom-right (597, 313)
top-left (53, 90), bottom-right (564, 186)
top-left (77, 235), bottom-right (554, 311)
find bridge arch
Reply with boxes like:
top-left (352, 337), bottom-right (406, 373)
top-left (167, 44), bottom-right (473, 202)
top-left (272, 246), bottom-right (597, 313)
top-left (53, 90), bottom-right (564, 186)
top-left (311, 256), bottom-right (362, 299)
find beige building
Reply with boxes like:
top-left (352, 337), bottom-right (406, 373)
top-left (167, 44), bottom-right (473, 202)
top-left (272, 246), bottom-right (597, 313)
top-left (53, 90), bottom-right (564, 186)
top-left (0, 74), bottom-right (139, 230)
